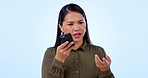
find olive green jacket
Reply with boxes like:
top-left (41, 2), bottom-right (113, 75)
top-left (42, 41), bottom-right (115, 78)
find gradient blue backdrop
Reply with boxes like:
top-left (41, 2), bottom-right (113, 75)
top-left (0, 0), bottom-right (148, 78)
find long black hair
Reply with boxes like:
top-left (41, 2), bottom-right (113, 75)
top-left (54, 3), bottom-right (91, 48)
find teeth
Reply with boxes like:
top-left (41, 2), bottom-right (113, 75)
top-left (74, 33), bottom-right (81, 36)
top-left (75, 33), bottom-right (79, 35)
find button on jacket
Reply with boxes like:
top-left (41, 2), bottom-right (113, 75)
top-left (42, 41), bottom-right (115, 78)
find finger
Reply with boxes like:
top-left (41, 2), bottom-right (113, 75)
top-left (59, 41), bottom-right (69, 49)
top-left (102, 57), bottom-right (109, 65)
top-left (95, 54), bottom-right (103, 66)
top-left (106, 55), bottom-right (111, 64)
top-left (63, 42), bottom-right (75, 50)
top-left (95, 55), bottom-right (99, 67)
top-left (71, 44), bottom-right (77, 50)
top-left (63, 44), bottom-right (74, 55)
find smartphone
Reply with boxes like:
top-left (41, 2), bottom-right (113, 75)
top-left (60, 33), bottom-right (75, 46)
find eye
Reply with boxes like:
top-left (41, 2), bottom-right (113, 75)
top-left (79, 21), bottom-right (84, 24)
top-left (67, 23), bottom-right (73, 26)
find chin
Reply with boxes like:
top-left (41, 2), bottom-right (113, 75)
top-left (73, 38), bottom-right (83, 43)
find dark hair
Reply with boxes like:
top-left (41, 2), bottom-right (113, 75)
top-left (54, 3), bottom-right (91, 48)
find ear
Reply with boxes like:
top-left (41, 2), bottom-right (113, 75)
top-left (59, 24), bottom-right (64, 32)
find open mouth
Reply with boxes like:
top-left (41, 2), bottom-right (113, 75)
top-left (73, 33), bottom-right (81, 38)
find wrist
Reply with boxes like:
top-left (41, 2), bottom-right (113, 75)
top-left (55, 56), bottom-right (65, 63)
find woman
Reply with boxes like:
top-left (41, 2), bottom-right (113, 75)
top-left (42, 3), bottom-right (115, 78)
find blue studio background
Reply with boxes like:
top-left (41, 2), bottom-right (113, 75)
top-left (0, 0), bottom-right (148, 78)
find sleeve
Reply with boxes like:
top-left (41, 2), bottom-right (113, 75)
top-left (42, 48), bottom-right (65, 78)
top-left (96, 47), bottom-right (115, 78)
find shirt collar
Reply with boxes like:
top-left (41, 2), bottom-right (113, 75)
top-left (78, 40), bottom-right (88, 52)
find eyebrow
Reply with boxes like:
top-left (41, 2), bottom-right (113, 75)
top-left (66, 19), bottom-right (84, 23)
top-left (78, 19), bottom-right (84, 22)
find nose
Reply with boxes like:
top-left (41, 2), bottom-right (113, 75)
top-left (73, 24), bottom-right (80, 31)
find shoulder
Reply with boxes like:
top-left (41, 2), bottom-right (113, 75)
top-left (88, 44), bottom-right (106, 56)
top-left (88, 44), bottom-right (105, 51)
top-left (44, 47), bottom-right (56, 56)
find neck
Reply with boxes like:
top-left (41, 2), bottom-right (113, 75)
top-left (73, 39), bottom-right (83, 50)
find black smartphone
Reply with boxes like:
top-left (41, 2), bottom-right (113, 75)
top-left (60, 33), bottom-right (75, 46)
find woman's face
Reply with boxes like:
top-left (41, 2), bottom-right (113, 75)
top-left (59, 12), bottom-right (86, 43)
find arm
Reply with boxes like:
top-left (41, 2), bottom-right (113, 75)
top-left (97, 69), bottom-right (115, 78)
top-left (42, 41), bottom-right (74, 78)
top-left (95, 47), bottom-right (115, 78)
top-left (42, 48), bottom-right (65, 78)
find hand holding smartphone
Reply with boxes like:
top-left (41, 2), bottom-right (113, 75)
top-left (60, 33), bottom-right (75, 47)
